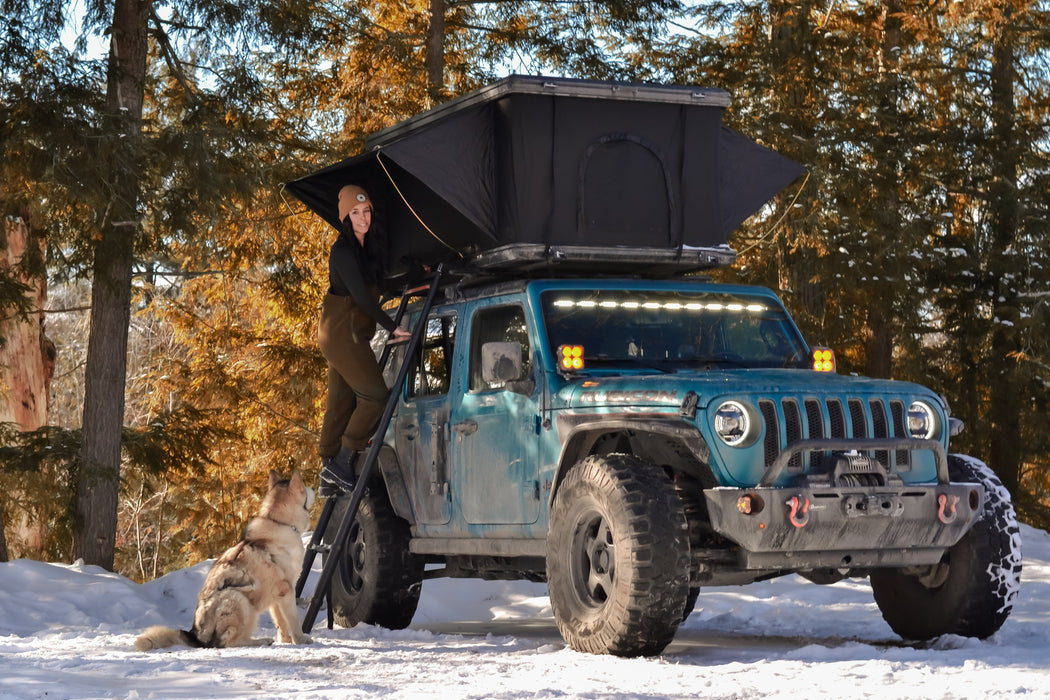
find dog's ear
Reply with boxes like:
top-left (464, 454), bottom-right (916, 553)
top-left (289, 469), bottom-right (304, 490)
top-left (269, 469), bottom-right (281, 489)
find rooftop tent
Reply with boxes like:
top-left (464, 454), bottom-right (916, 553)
top-left (285, 75), bottom-right (805, 280)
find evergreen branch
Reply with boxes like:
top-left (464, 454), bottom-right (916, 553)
top-left (665, 19), bottom-right (708, 37)
top-left (0, 305), bottom-right (91, 323)
top-left (148, 6), bottom-right (199, 104)
top-left (54, 360), bottom-right (86, 381)
top-left (43, 305), bottom-right (92, 314)
top-left (147, 13), bottom-right (206, 33)
top-left (817, 0), bottom-right (841, 29)
top-left (737, 171), bottom-right (811, 257)
top-left (133, 268), bottom-right (228, 279)
top-left (160, 294), bottom-right (319, 438)
top-left (450, 0), bottom-right (633, 6)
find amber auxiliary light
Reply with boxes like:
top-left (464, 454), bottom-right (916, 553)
top-left (812, 347), bottom-right (836, 372)
top-left (558, 345), bottom-right (584, 371)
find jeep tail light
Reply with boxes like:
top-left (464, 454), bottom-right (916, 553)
top-left (812, 347), bottom-right (835, 372)
top-left (558, 345), bottom-right (584, 371)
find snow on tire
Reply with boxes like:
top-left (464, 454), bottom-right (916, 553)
top-left (870, 454), bottom-right (1022, 641)
top-left (546, 453), bottom-right (690, 657)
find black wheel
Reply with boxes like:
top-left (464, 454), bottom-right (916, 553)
top-left (870, 454), bottom-right (1022, 640)
top-left (323, 481), bottom-right (425, 630)
top-left (546, 453), bottom-right (690, 657)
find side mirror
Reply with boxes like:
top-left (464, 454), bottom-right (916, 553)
top-left (481, 342), bottom-right (523, 384)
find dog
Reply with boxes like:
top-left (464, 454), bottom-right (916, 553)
top-left (135, 469), bottom-right (315, 650)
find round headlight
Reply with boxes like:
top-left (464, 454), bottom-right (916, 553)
top-left (907, 401), bottom-right (937, 439)
top-left (714, 400), bottom-right (751, 446)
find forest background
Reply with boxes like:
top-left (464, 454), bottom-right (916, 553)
top-left (0, 0), bottom-right (1048, 580)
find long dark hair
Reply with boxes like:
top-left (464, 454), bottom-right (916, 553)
top-left (340, 217), bottom-right (387, 285)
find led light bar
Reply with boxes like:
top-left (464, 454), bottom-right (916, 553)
top-left (550, 299), bottom-right (767, 312)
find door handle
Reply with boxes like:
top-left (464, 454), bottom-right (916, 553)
top-left (402, 424), bottom-right (419, 440)
top-left (451, 419), bottom-right (478, 436)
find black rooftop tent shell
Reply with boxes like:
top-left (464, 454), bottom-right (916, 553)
top-left (285, 75), bottom-right (805, 280)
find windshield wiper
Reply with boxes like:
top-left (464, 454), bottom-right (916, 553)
top-left (691, 353), bottom-right (750, 369)
top-left (781, 351), bottom-right (808, 369)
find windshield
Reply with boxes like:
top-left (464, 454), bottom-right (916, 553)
top-left (541, 289), bottom-right (809, 371)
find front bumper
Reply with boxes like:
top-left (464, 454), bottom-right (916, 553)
top-left (704, 438), bottom-right (983, 570)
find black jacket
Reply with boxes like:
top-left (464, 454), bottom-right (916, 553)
top-left (327, 232), bottom-right (396, 334)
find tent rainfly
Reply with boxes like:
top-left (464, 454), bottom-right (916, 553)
top-left (285, 75), bottom-right (806, 282)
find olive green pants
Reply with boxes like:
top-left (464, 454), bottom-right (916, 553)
top-left (318, 293), bottom-right (390, 456)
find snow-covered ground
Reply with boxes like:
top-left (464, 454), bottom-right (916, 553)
top-left (1, 523), bottom-right (1048, 699)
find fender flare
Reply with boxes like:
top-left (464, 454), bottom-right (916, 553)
top-left (550, 414), bottom-right (711, 506)
top-left (376, 444), bottom-right (416, 525)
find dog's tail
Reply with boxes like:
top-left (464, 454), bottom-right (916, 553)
top-left (134, 625), bottom-right (205, 651)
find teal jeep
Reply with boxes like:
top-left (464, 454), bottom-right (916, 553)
top-left (288, 76), bottom-right (1021, 657)
top-left (320, 276), bottom-right (1021, 657)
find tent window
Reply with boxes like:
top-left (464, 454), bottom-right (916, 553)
top-left (577, 134), bottom-right (674, 244)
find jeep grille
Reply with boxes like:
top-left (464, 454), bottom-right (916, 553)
top-left (759, 397), bottom-right (911, 473)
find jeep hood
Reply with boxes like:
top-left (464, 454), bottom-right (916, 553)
top-left (557, 370), bottom-right (941, 411)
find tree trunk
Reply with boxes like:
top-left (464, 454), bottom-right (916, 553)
top-left (986, 12), bottom-right (1022, 495)
top-left (0, 215), bottom-right (51, 429)
top-left (865, 0), bottom-right (902, 380)
top-left (72, 0), bottom-right (150, 570)
top-left (864, 305), bottom-right (893, 379)
top-left (425, 0), bottom-right (445, 104)
top-left (767, 1), bottom-right (814, 299)
top-left (0, 212), bottom-right (53, 561)
top-left (0, 501), bottom-right (7, 562)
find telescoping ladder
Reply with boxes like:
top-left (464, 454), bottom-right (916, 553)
top-left (295, 263), bottom-right (444, 633)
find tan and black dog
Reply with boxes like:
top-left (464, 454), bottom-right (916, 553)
top-left (135, 470), bottom-right (315, 650)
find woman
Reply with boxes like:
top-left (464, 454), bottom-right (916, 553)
top-left (318, 184), bottom-right (410, 495)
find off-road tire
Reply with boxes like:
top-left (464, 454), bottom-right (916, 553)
top-left (674, 474), bottom-right (706, 621)
top-left (870, 454), bottom-right (1022, 640)
top-left (546, 453), bottom-right (690, 657)
top-left (324, 481), bottom-right (425, 630)
top-left (682, 587), bottom-right (701, 622)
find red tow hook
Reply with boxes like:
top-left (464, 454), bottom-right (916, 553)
top-left (938, 494), bottom-right (959, 524)
top-left (788, 495), bottom-right (810, 528)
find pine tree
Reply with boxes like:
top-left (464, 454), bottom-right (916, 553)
top-left (0, 0), bottom-right (362, 569)
top-left (657, 0), bottom-right (1050, 522)
top-left (4, 0), bottom-right (698, 574)
top-left (131, 0), bottom-right (698, 572)
top-left (932, 0), bottom-right (1050, 512)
